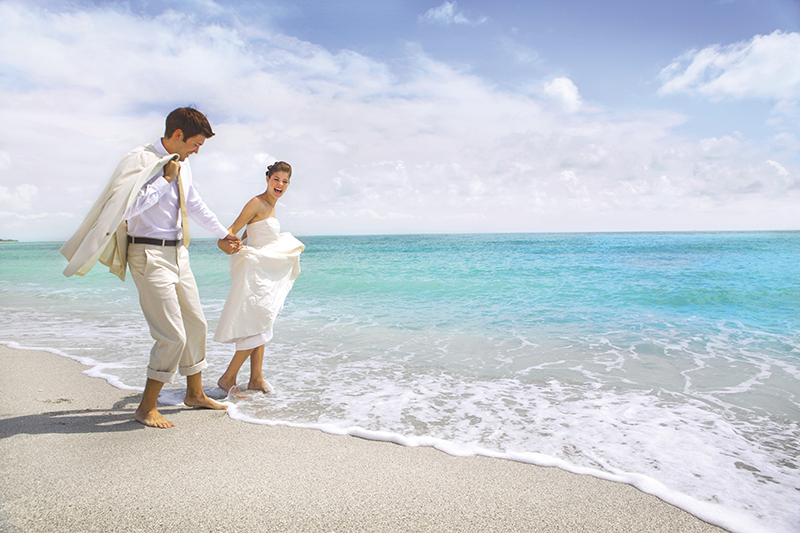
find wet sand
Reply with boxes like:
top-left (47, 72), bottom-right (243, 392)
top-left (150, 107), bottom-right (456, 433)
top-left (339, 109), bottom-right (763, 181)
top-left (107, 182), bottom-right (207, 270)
top-left (0, 344), bottom-right (728, 532)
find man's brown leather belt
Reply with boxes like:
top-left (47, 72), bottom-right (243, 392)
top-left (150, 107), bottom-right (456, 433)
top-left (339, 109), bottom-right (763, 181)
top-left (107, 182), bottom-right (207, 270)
top-left (127, 236), bottom-right (180, 246)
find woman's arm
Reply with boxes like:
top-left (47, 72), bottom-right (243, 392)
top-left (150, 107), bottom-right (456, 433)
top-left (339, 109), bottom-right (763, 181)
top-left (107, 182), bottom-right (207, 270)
top-left (217, 197), bottom-right (261, 254)
top-left (227, 197), bottom-right (263, 236)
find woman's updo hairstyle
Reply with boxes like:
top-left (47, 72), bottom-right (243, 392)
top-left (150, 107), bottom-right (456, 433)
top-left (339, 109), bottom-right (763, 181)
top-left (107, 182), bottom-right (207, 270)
top-left (267, 161), bottom-right (292, 178)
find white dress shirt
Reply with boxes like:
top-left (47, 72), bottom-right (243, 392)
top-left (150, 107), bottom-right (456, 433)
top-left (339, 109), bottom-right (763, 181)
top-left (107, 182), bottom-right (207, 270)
top-left (125, 139), bottom-right (228, 240)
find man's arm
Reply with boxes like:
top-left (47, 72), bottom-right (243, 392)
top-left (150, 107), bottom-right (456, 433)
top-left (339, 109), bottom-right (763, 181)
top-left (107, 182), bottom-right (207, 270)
top-left (124, 177), bottom-right (170, 220)
top-left (124, 160), bottom-right (178, 220)
top-left (184, 176), bottom-right (241, 254)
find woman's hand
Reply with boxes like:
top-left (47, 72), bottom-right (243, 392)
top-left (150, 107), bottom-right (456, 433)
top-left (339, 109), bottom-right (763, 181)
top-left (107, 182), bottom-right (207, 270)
top-left (218, 233), bottom-right (242, 254)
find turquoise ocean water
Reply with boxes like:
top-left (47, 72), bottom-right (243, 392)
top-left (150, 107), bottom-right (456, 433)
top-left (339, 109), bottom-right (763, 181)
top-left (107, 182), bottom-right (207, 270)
top-left (1, 232), bottom-right (798, 533)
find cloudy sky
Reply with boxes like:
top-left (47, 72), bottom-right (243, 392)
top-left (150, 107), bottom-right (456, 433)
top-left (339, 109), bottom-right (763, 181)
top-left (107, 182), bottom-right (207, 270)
top-left (1, 0), bottom-right (798, 241)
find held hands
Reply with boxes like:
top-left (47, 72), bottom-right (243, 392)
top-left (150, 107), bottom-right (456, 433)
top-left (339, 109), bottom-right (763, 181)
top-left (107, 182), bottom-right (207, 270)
top-left (163, 159), bottom-right (180, 183)
top-left (218, 233), bottom-right (242, 255)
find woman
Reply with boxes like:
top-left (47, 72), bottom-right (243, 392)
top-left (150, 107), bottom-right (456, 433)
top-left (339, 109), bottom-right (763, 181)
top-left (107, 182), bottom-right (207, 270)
top-left (214, 162), bottom-right (304, 395)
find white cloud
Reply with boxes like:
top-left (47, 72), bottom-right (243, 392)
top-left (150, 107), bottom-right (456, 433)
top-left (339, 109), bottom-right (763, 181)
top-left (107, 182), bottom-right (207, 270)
top-left (499, 36), bottom-right (541, 65)
top-left (658, 31), bottom-right (800, 103)
top-left (0, 184), bottom-right (38, 209)
top-left (771, 132), bottom-right (800, 152)
top-left (0, 210), bottom-right (65, 220)
top-left (543, 77), bottom-right (582, 113)
top-left (698, 136), bottom-right (742, 159)
top-left (0, 2), bottom-right (797, 241)
top-left (418, 1), bottom-right (487, 26)
top-left (766, 160), bottom-right (789, 176)
top-left (253, 152), bottom-right (280, 173)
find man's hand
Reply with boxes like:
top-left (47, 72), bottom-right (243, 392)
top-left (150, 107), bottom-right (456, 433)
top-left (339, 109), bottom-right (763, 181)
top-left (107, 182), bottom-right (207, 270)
top-left (163, 160), bottom-right (180, 183)
top-left (217, 233), bottom-right (242, 255)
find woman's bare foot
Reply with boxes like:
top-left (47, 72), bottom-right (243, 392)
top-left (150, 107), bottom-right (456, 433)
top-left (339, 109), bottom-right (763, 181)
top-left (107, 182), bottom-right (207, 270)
top-left (134, 407), bottom-right (175, 428)
top-left (217, 375), bottom-right (237, 393)
top-left (227, 384), bottom-right (246, 399)
top-left (218, 376), bottom-right (246, 398)
top-left (247, 378), bottom-right (274, 394)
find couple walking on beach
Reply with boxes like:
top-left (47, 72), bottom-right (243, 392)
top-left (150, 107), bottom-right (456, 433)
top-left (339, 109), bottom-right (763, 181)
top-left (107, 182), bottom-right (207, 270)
top-left (60, 107), bottom-right (304, 428)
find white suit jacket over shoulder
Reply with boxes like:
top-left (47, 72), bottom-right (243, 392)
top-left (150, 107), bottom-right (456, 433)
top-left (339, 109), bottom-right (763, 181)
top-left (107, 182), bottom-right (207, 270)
top-left (60, 144), bottom-right (178, 281)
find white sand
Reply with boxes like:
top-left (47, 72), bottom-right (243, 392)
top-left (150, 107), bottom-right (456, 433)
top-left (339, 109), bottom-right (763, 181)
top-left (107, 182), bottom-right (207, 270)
top-left (0, 344), bottom-right (728, 532)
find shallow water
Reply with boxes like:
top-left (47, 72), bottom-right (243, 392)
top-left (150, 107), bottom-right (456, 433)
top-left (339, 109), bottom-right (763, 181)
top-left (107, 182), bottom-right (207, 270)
top-left (1, 232), bottom-right (798, 533)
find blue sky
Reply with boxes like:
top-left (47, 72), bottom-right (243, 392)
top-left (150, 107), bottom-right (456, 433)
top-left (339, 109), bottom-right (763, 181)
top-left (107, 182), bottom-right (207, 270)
top-left (1, 0), bottom-right (798, 240)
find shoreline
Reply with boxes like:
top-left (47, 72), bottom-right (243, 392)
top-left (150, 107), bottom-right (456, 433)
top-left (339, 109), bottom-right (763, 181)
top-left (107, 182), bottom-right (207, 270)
top-left (0, 344), bottom-right (729, 533)
top-left (4, 228), bottom-right (800, 246)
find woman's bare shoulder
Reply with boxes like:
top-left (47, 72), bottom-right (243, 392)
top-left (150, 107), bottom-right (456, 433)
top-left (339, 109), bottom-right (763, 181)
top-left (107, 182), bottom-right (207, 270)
top-left (247, 195), bottom-right (272, 223)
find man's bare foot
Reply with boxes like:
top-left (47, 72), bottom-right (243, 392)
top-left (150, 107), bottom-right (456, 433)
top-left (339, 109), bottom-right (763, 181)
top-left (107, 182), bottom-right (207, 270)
top-left (134, 407), bottom-right (175, 429)
top-left (184, 393), bottom-right (227, 410)
top-left (247, 378), bottom-right (274, 394)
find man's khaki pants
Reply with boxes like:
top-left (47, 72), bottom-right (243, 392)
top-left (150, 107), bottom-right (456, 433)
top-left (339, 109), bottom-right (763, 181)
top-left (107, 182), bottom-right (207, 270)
top-left (128, 243), bottom-right (208, 383)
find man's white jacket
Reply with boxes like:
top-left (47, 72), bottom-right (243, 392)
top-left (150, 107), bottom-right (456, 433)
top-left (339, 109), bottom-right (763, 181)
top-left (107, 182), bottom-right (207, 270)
top-left (60, 145), bottom-right (178, 281)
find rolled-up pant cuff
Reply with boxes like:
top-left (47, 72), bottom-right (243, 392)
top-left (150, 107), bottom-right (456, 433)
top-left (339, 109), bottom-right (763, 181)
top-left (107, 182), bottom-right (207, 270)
top-left (180, 359), bottom-right (208, 377)
top-left (147, 367), bottom-right (178, 384)
top-left (147, 359), bottom-right (208, 383)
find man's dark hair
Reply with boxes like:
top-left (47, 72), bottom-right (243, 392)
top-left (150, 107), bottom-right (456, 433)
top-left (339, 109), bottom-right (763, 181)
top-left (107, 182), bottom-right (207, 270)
top-left (164, 107), bottom-right (215, 140)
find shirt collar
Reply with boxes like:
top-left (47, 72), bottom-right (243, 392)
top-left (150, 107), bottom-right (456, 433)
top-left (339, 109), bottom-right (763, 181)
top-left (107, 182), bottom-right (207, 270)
top-left (154, 138), bottom-right (168, 155)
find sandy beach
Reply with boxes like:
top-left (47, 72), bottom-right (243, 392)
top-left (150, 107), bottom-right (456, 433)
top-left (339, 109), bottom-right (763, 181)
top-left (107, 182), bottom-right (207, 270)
top-left (0, 344), bottom-right (727, 533)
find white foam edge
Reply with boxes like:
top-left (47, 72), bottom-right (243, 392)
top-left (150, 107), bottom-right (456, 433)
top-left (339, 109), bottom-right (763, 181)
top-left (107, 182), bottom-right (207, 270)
top-left (224, 402), bottom-right (770, 533)
top-left (1, 340), bottom-right (142, 392)
top-left (0, 340), bottom-right (776, 533)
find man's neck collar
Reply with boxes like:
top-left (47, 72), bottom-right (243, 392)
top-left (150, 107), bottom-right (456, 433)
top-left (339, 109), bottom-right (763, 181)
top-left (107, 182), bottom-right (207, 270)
top-left (156, 138), bottom-right (171, 155)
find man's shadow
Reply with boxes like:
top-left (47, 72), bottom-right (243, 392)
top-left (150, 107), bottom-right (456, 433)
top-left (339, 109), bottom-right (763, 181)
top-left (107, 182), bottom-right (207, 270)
top-left (0, 395), bottom-right (184, 438)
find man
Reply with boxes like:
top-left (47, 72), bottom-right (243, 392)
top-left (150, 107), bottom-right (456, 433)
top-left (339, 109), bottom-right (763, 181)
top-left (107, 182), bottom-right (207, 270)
top-left (61, 107), bottom-right (240, 428)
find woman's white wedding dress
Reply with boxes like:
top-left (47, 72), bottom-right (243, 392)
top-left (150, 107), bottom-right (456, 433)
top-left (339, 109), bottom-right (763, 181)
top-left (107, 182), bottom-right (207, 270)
top-left (214, 218), bottom-right (304, 350)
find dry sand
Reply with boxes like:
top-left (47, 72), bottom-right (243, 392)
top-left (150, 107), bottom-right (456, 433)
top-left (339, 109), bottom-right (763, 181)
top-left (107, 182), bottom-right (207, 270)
top-left (0, 344), bottom-right (728, 532)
